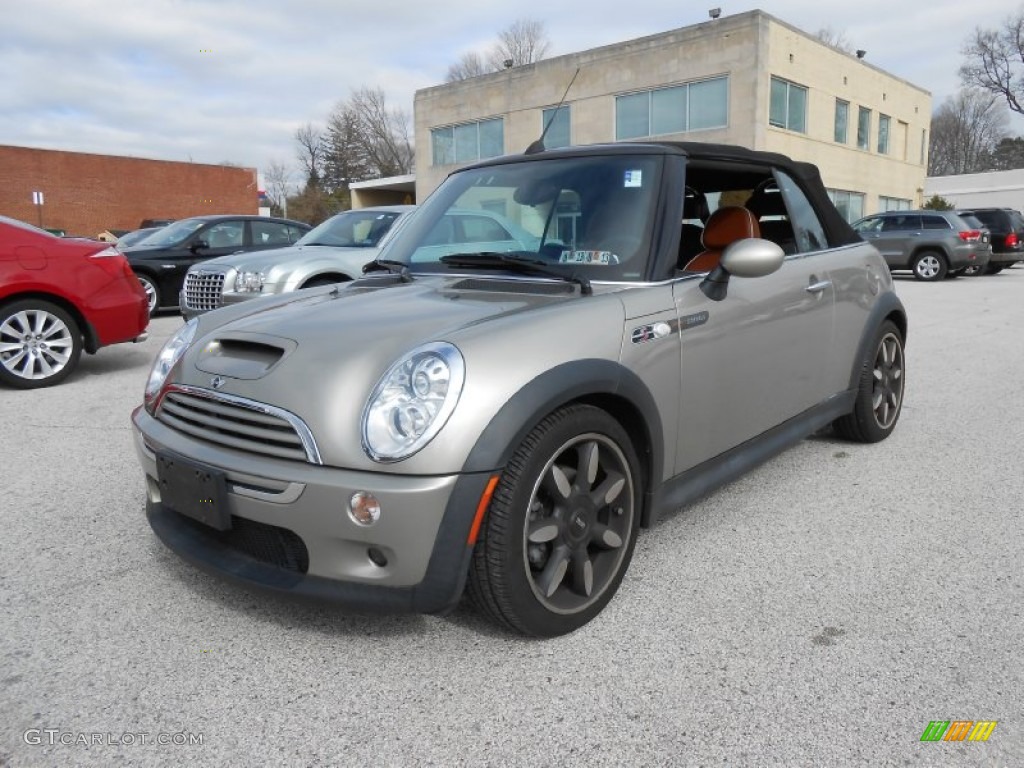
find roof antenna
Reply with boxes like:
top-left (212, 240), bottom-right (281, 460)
top-left (525, 67), bottom-right (580, 155)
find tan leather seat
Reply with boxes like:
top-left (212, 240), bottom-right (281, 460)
top-left (683, 206), bottom-right (760, 272)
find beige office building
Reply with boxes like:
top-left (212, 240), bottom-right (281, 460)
top-left (414, 10), bottom-right (931, 222)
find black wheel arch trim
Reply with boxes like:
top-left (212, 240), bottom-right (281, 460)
top-left (459, 359), bottom-right (665, 526)
top-left (847, 293), bottom-right (907, 391)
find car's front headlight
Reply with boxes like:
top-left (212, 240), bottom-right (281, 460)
top-left (234, 271), bottom-right (265, 293)
top-left (361, 342), bottom-right (465, 462)
top-left (144, 318), bottom-right (198, 410)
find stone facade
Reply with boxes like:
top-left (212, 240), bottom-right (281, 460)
top-left (414, 10), bottom-right (930, 218)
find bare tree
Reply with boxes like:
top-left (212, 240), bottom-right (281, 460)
top-left (490, 18), bottom-right (551, 69)
top-left (294, 123), bottom-right (326, 185)
top-left (322, 86), bottom-right (414, 192)
top-left (446, 51), bottom-right (489, 83)
top-left (815, 27), bottom-right (853, 54)
top-left (348, 87), bottom-right (414, 176)
top-left (928, 89), bottom-right (1009, 175)
top-left (960, 7), bottom-right (1024, 116)
top-left (446, 18), bottom-right (551, 81)
top-left (263, 160), bottom-right (292, 217)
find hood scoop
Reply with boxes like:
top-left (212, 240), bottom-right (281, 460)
top-left (194, 332), bottom-right (296, 380)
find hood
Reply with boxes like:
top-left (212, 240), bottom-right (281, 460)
top-left (199, 243), bottom-right (380, 272)
top-left (173, 274), bottom-right (624, 472)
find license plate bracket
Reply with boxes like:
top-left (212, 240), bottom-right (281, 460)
top-left (156, 452), bottom-right (231, 531)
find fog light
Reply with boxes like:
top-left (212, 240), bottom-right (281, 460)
top-left (368, 547), bottom-right (388, 567)
top-left (348, 492), bottom-right (381, 526)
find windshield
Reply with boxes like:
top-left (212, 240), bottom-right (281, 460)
top-left (298, 209), bottom-right (405, 247)
top-left (135, 218), bottom-right (207, 247)
top-left (381, 154), bottom-right (662, 282)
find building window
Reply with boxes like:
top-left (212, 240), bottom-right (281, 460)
top-left (431, 118), bottom-right (504, 166)
top-left (920, 129), bottom-right (927, 165)
top-left (857, 107), bottom-right (871, 150)
top-left (834, 99), bottom-right (849, 144)
top-left (615, 76), bottom-right (728, 140)
top-left (769, 77), bottom-right (807, 133)
top-left (541, 106), bottom-right (571, 149)
top-left (827, 188), bottom-right (866, 223)
top-left (877, 114), bottom-right (891, 154)
top-left (879, 196), bottom-right (911, 211)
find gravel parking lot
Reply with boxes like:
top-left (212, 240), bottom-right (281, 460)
top-left (2, 270), bottom-right (1022, 767)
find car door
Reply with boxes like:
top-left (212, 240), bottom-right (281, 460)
top-left (165, 219), bottom-right (247, 298)
top-left (672, 169), bottom-right (836, 473)
top-left (877, 214), bottom-right (921, 268)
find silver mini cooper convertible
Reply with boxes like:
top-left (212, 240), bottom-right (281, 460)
top-left (133, 141), bottom-right (907, 637)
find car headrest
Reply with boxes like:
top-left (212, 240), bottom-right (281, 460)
top-left (702, 207), bottom-right (761, 250)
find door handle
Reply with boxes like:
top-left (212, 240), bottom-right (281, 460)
top-left (806, 279), bottom-right (831, 294)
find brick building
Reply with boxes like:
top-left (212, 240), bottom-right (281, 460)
top-left (0, 145), bottom-right (258, 237)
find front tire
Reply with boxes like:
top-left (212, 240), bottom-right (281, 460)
top-left (911, 251), bottom-right (947, 281)
top-left (0, 299), bottom-right (83, 389)
top-left (833, 320), bottom-right (905, 443)
top-left (136, 274), bottom-right (159, 314)
top-left (468, 405), bottom-right (642, 637)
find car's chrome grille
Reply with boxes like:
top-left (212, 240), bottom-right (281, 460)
top-left (156, 387), bottom-right (320, 464)
top-left (183, 271), bottom-right (226, 311)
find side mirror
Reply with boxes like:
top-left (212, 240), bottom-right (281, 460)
top-left (700, 238), bottom-right (785, 301)
top-left (190, 239), bottom-right (210, 253)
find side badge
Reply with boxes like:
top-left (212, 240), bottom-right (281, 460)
top-left (680, 311), bottom-right (709, 330)
top-left (631, 321), bottom-right (672, 344)
top-left (211, 376), bottom-right (226, 390)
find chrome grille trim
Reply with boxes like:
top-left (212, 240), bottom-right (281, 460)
top-left (157, 385), bottom-right (322, 464)
top-left (183, 271), bottom-right (227, 311)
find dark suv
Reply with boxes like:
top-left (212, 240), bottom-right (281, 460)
top-left (852, 210), bottom-right (990, 281)
top-left (955, 208), bottom-right (1024, 274)
top-left (122, 215), bottom-right (310, 313)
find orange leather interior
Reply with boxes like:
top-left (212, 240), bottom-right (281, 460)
top-left (683, 206), bottom-right (760, 272)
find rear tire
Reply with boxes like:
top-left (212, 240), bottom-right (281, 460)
top-left (984, 264), bottom-right (1004, 275)
top-left (0, 299), bottom-right (83, 389)
top-left (833, 320), bottom-right (905, 443)
top-left (911, 251), bottom-right (946, 281)
top-left (468, 405), bottom-right (642, 637)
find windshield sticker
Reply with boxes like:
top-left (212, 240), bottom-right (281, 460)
top-left (624, 170), bottom-right (642, 188)
top-left (559, 250), bottom-right (615, 265)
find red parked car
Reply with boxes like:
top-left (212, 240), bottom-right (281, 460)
top-left (0, 215), bottom-right (149, 388)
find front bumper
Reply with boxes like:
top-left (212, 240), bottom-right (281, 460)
top-left (132, 406), bottom-right (494, 614)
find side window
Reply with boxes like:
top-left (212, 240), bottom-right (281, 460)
top-left (881, 215), bottom-right (919, 232)
top-left (252, 221), bottom-right (293, 246)
top-left (204, 221), bottom-right (245, 249)
top-left (773, 170), bottom-right (828, 253)
top-left (854, 217), bottom-right (882, 234)
top-left (921, 216), bottom-right (951, 230)
top-left (286, 225), bottom-right (306, 243)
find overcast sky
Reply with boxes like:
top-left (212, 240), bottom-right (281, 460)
top-left (2, 0), bottom-right (1020, 187)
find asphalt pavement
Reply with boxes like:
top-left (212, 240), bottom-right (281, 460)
top-left (1, 269), bottom-right (1022, 767)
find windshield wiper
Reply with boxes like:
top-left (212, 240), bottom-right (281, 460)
top-left (440, 252), bottom-right (592, 295)
top-left (362, 258), bottom-right (413, 282)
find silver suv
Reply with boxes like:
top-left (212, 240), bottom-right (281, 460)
top-left (134, 141), bottom-right (907, 637)
top-left (852, 210), bottom-right (990, 280)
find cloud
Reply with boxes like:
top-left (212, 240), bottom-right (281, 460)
top-left (1, 0), bottom-right (1020, 176)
